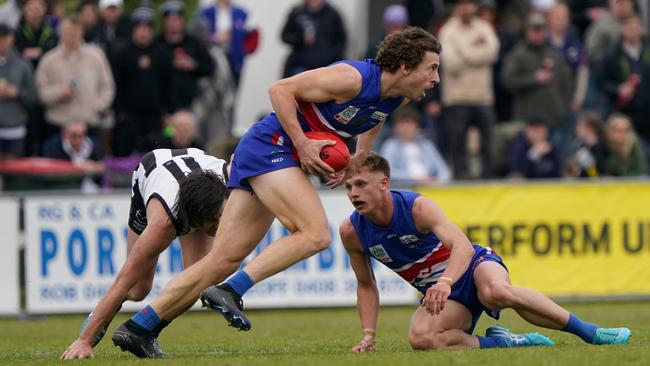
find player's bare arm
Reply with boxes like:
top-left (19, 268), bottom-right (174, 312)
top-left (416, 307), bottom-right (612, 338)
top-left (340, 219), bottom-right (378, 353)
top-left (61, 198), bottom-right (176, 360)
top-left (327, 121), bottom-right (383, 189)
top-left (268, 64), bottom-right (362, 176)
top-left (412, 196), bottom-right (474, 316)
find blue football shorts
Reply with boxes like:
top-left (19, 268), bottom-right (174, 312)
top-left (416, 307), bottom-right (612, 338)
top-left (420, 244), bottom-right (508, 334)
top-left (228, 113), bottom-right (301, 191)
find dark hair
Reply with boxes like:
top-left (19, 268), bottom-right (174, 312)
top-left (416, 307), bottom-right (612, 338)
top-left (376, 26), bottom-right (442, 72)
top-left (577, 110), bottom-right (605, 140)
top-left (362, 152), bottom-right (391, 178)
top-left (76, 0), bottom-right (95, 13)
top-left (526, 117), bottom-right (547, 128)
top-left (174, 170), bottom-right (228, 233)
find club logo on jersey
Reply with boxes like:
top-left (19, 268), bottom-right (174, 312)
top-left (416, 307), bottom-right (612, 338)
top-left (387, 233), bottom-right (397, 239)
top-left (369, 244), bottom-right (393, 263)
top-left (272, 132), bottom-right (285, 146)
top-left (334, 106), bottom-right (360, 124)
top-left (370, 110), bottom-right (388, 122)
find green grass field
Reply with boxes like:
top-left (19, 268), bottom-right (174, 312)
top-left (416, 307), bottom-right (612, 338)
top-left (1, 302), bottom-right (647, 365)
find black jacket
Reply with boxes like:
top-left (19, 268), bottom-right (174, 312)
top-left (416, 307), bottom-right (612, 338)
top-left (156, 33), bottom-right (214, 112)
top-left (111, 39), bottom-right (173, 118)
top-left (280, 2), bottom-right (346, 77)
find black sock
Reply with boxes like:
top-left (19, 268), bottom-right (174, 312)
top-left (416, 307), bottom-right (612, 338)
top-left (124, 319), bottom-right (154, 337)
top-left (151, 319), bottom-right (171, 338)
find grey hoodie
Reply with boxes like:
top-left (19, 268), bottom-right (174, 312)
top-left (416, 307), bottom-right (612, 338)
top-left (0, 49), bottom-right (37, 129)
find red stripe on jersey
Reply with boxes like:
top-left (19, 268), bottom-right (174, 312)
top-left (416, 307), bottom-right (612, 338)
top-left (296, 99), bottom-right (329, 133)
top-left (395, 246), bottom-right (451, 282)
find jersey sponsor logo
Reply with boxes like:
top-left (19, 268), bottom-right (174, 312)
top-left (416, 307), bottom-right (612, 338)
top-left (369, 244), bottom-right (393, 263)
top-left (399, 235), bottom-right (419, 244)
top-left (370, 110), bottom-right (388, 122)
top-left (270, 148), bottom-right (283, 156)
top-left (271, 157), bottom-right (284, 163)
top-left (334, 106), bottom-right (360, 124)
top-left (387, 233), bottom-right (397, 239)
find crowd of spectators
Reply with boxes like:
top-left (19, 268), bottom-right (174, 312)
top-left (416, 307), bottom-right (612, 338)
top-left (371, 0), bottom-right (649, 183)
top-left (0, 0), bottom-right (258, 190)
top-left (0, 0), bottom-right (647, 192)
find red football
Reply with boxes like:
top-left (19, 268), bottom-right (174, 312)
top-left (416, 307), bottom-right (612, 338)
top-left (304, 131), bottom-right (350, 172)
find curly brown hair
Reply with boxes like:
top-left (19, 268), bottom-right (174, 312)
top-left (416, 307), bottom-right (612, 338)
top-left (375, 27), bottom-right (441, 72)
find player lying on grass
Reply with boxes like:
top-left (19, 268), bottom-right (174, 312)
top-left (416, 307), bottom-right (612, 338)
top-left (61, 148), bottom-right (229, 359)
top-left (340, 152), bottom-right (631, 351)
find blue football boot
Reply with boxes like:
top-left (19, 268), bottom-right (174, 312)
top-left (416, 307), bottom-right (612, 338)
top-left (486, 325), bottom-right (554, 347)
top-left (593, 327), bottom-right (631, 345)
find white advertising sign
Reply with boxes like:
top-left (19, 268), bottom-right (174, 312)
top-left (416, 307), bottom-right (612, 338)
top-left (0, 198), bottom-right (20, 315)
top-left (25, 192), bottom-right (416, 314)
top-left (24, 195), bottom-right (188, 313)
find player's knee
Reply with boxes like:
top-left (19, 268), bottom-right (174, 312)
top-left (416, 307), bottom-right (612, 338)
top-left (409, 323), bottom-right (445, 350)
top-left (304, 227), bottom-right (331, 255)
top-left (409, 330), bottom-right (450, 350)
top-left (126, 283), bottom-right (152, 301)
top-left (409, 330), bottom-right (433, 350)
top-left (480, 282), bottom-right (517, 309)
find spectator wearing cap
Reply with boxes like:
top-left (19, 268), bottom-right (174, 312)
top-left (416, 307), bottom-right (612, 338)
top-left (35, 16), bottom-right (115, 141)
top-left (502, 13), bottom-right (572, 130)
top-left (95, 0), bottom-right (131, 56)
top-left (439, 0), bottom-right (499, 179)
top-left (0, 0), bottom-right (22, 30)
top-left (507, 118), bottom-right (562, 179)
top-left (365, 4), bottom-right (408, 59)
top-left (111, 6), bottom-right (172, 157)
top-left (197, 0), bottom-right (259, 85)
top-left (280, 0), bottom-right (346, 77)
top-left (14, 0), bottom-right (58, 68)
top-left (157, 1), bottom-right (214, 112)
top-left (0, 23), bottom-right (37, 161)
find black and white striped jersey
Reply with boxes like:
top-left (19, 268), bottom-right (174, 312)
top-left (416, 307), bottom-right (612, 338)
top-left (131, 148), bottom-right (227, 232)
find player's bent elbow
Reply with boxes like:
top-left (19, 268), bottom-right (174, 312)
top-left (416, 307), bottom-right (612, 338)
top-left (268, 81), bottom-right (290, 99)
